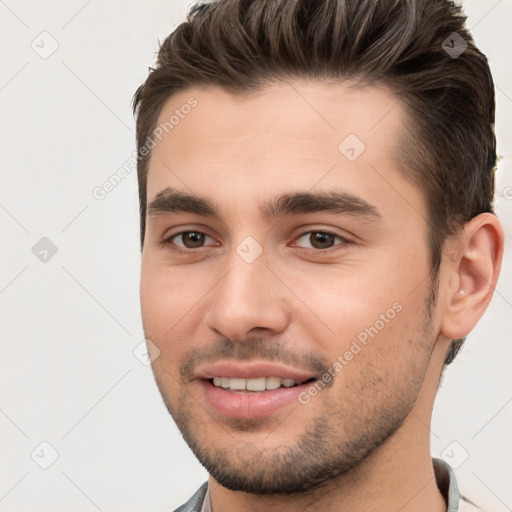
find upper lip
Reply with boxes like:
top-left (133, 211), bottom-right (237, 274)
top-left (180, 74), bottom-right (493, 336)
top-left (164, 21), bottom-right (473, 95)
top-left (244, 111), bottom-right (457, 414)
top-left (195, 361), bottom-right (317, 383)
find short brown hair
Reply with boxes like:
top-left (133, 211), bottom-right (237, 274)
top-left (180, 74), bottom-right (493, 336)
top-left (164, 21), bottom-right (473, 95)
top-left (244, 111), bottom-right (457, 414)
top-left (132, 0), bottom-right (497, 364)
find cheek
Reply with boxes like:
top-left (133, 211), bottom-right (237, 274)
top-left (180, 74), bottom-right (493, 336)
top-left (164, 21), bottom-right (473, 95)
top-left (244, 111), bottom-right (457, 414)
top-left (140, 259), bottom-right (233, 386)
top-left (292, 270), bottom-right (395, 333)
top-left (140, 261), bottom-right (205, 352)
top-left (301, 268), bottom-right (429, 367)
top-left (141, 254), bottom-right (202, 314)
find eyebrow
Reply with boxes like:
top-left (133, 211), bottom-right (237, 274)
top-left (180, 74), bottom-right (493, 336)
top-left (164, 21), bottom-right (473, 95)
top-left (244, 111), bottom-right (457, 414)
top-left (148, 188), bottom-right (219, 217)
top-left (147, 187), bottom-right (382, 221)
top-left (262, 191), bottom-right (381, 219)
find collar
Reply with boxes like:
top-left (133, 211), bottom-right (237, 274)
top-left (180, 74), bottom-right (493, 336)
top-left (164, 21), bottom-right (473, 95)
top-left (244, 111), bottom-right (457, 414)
top-left (433, 457), bottom-right (461, 511)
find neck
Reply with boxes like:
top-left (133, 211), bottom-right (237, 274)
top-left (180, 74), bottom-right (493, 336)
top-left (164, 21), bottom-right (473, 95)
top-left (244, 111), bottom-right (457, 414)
top-left (208, 338), bottom-right (451, 512)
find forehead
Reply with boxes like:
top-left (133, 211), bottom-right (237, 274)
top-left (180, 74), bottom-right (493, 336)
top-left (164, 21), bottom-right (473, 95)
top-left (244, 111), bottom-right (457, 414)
top-left (152, 80), bottom-right (404, 160)
top-left (146, 80), bottom-right (422, 223)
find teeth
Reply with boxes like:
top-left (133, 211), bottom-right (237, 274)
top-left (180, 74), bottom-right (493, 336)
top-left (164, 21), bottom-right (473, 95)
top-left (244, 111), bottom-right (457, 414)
top-left (229, 378), bottom-right (246, 390)
top-left (246, 377), bottom-right (266, 391)
top-left (265, 376), bottom-right (281, 390)
top-left (212, 376), bottom-right (299, 391)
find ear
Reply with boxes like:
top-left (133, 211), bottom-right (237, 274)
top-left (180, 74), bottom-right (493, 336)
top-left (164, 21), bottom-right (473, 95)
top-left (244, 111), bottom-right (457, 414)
top-left (439, 213), bottom-right (504, 340)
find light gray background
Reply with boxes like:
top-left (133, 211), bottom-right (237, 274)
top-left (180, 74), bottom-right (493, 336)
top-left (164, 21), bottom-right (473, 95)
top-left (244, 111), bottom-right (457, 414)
top-left (0, 1), bottom-right (510, 511)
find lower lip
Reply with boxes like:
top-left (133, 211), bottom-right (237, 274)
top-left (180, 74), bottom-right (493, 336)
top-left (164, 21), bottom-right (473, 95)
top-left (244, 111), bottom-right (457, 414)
top-left (200, 379), bottom-right (311, 418)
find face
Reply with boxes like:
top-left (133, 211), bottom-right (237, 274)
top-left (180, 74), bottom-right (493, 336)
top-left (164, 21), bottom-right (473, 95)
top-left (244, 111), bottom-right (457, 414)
top-left (140, 81), bottom-right (440, 494)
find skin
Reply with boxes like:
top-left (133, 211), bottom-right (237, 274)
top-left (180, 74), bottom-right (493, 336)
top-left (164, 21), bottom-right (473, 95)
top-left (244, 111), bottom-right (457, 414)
top-left (140, 81), bottom-right (504, 512)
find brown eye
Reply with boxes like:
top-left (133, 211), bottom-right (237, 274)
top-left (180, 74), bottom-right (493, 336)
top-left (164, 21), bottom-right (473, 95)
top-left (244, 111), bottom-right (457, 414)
top-left (309, 232), bottom-right (336, 249)
top-left (294, 230), bottom-right (346, 251)
top-left (168, 231), bottom-right (216, 249)
top-left (181, 232), bottom-right (205, 248)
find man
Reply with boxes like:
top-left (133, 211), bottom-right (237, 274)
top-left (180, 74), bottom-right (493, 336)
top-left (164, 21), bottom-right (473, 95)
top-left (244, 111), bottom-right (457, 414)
top-left (132, 0), bottom-right (504, 510)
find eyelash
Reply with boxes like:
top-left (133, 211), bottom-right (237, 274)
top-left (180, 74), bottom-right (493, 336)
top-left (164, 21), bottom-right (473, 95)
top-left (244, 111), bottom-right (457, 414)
top-left (162, 228), bottom-right (350, 254)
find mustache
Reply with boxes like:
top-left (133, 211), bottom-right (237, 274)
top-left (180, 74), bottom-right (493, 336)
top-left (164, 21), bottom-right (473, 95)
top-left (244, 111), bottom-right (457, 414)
top-left (179, 338), bottom-right (329, 381)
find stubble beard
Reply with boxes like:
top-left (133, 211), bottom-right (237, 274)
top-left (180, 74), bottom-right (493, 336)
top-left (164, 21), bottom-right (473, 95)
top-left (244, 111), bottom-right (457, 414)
top-left (150, 283), bottom-right (438, 495)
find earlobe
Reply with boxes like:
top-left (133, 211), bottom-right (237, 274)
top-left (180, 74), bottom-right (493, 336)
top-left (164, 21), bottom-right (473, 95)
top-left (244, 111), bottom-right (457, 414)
top-left (440, 213), bottom-right (504, 340)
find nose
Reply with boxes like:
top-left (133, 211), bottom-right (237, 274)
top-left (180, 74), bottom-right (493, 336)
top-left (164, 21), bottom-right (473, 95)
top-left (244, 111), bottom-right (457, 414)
top-left (204, 249), bottom-right (290, 341)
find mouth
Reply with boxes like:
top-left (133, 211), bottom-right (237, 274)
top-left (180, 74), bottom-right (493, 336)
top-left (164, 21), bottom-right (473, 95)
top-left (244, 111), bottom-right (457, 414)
top-left (194, 362), bottom-right (319, 418)
top-left (209, 376), bottom-right (315, 392)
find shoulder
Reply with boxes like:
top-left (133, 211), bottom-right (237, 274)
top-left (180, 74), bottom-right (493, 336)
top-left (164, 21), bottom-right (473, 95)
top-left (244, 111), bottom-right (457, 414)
top-left (172, 482), bottom-right (208, 512)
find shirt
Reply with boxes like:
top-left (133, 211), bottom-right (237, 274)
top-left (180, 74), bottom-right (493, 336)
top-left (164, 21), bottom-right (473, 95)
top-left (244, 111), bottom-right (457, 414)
top-left (172, 458), bottom-right (481, 512)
